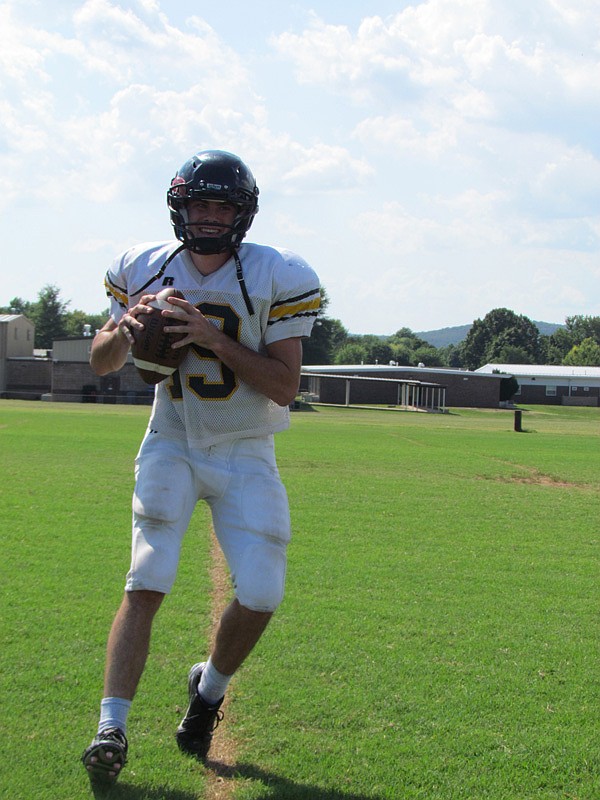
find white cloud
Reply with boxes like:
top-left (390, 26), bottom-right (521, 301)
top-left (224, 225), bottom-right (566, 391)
top-left (530, 149), bottom-right (600, 218)
top-left (1, 0), bottom-right (599, 331)
top-left (0, 1), bottom-right (271, 209)
top-left (353, 114), bottom-right (461, 157)
top-left (280, 143), bottom-right (373, 192)
top-left (273, 2), bottom-right (600, 141)
top-left (272, 213), bottom-right (315, 238)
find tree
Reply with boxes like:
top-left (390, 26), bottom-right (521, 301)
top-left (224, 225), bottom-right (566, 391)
top-left (334, 342), bottom-right (368, 364)
top-left (0, 297), bottom-right (34, 316)
top-left (565, 315), bottom-right (600, 345)
top-left (32, 285), bottom-right (69, 349)
top-left (357, 335), bottom-right (393, 364)
top-left (388, 328), bottom-right (431, 351)
top-left (488, 341), bottom-right (533, 365)
top-left (64, 309), bottom-right (108, 338)
top-left (461, 308), bottom-right (542, 370)
top-left (438, 343), bottom-right (464, 368)
top-left (563, 337), bottom-right (600, 366)
top-left (499, 375), bottom-right (520, 402)
top-left (301, 287), bottom-right (348, 364)
top-left (1, 289), bottom-right (109, 348)
top-left (542, 316), bottom-right (600, 364)
top-left (541, 327), bottom-right (575, 365)
top-left (412, 345), bottom-right (444, 367)
top-left (390, 344), bottom-right (413, 365)
top-left (388, 328), bottom-right (441, 366)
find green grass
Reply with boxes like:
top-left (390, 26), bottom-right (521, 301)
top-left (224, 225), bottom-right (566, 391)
top-left (1, 401), bottom-right (598, 799)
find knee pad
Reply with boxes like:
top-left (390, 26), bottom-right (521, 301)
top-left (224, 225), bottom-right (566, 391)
top-left (232, 539), bottom-right (287, 613)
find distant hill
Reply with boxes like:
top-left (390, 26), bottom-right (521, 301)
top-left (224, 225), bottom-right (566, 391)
top-left (415, 321), bottom-right (564, 348)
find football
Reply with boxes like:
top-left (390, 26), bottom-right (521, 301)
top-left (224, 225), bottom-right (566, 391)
top-left (131, 288), bottom-right (189, 384)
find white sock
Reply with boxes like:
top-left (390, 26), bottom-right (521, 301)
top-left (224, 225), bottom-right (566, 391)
top-left (99, 697), bottom-right (132, 735)
top-left (198, 657), bottom-right (232, 706)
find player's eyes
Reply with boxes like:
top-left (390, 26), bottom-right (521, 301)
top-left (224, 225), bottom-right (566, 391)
top-left (188, 201), bottom-right (209, 212)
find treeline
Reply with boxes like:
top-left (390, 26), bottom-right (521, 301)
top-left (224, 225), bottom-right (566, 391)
top-left (3, 285), bottom-right (600, 370)
top-left (303, 295), bottom-right (600, 370)
top-left (2, 285), bottom-right (107, 350)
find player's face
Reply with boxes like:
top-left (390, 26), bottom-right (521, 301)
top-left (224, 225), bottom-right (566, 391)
top-left (186, 200), bottom-right (237, 238)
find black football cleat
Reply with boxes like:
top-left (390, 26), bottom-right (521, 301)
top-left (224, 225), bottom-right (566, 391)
top-left (175, 662), bottom-right (224, 760)
top-left (82, 727), bottom-right (128, 786)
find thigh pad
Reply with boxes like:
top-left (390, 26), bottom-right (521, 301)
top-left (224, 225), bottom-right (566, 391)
top-left (133, 451), bottom-right (193, 524)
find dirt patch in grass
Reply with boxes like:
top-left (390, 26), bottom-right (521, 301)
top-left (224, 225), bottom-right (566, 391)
top-left (205, 531), bottom-right (237, 800)
top-left (479, 469), bottom-right (595, 490)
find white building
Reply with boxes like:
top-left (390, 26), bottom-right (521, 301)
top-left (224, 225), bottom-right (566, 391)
top-left (475, 364), bottom-right (600, 406)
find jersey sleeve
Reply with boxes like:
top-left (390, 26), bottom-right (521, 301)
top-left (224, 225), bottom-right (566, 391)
top-left (264, 250), bottom-right (321, 345)
top-left (104, 251), bottom-right (130, 324)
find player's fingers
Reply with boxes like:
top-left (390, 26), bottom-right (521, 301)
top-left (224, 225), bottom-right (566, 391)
top-left (117, 321), bottom-right (136, 344)
top-left (161, 303), bottom-right (197, 320)
top-left (125, 310), bottom-right (148, 329)
top-left (170, 336), bottom-right (190, 349)
top-left (131, 304), bottom-right (155, 317)
top-left (165, 295), bottom-right (189, 308)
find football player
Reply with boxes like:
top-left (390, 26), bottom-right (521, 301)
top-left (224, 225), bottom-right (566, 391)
top-left (82, 150), bottom-right (320, 786)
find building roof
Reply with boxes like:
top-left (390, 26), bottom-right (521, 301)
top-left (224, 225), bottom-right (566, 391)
top-left (0, 314), bottom-right (25, 323)
top-left (302, 364), bottom-right (501, 379)
top-left (476, 363), bottom-right (600, 379)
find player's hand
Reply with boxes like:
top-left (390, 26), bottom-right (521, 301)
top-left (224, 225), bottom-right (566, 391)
top-left (161, 297), bottom-right (221, 350)
top-left (117, 294), bottom-right (156, 345)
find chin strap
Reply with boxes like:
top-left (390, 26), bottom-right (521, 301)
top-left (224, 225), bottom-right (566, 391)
top-left (131, 243), bottom-right (254, 316)
top-left (233, 251), bottom-right (255, 316)
top-left (130, 243), bottom-right (187, 296)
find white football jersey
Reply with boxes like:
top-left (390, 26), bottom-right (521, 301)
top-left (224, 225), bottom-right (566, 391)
top-left (104, 241), bottom-right (320, 447)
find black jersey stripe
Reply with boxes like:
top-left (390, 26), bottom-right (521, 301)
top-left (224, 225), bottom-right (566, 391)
top-left (270, 287), bottom-right (320, 309)
top-left (267, 310), bottom-right (320, 326)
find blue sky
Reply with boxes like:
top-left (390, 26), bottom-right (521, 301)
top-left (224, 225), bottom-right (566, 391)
top-left (1, 0), bottom-right (599, 334)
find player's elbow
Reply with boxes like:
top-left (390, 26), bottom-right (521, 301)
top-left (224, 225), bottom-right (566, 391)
top-left (89, 347), bottom-right (125, 376)
top-left (271, 382), bottom-right (299, 407)
top-left (89, 358), bottom-right (111, 376)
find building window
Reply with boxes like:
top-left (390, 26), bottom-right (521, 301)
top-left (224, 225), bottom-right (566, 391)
top-left (546, 385), bottom-right (557, 396)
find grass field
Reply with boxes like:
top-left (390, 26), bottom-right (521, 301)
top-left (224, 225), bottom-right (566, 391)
top-left (0, 400), bottom-right (598, 800)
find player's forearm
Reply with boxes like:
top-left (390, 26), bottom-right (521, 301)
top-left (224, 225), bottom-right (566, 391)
top-left (90, 327), bottom-right (130, 376)
top-left (210, 336), bottom-right (299, 407)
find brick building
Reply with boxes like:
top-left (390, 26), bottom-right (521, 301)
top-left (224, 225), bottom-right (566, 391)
top-left (300, 364), bottom-right (507, 409)
top-left (8, 332), bottom-right (597, 411)
top-left (51, 337), bottom-right (154, 403)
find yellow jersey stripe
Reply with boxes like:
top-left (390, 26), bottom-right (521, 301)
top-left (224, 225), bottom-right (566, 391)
top-left (104, 276), bottom-right (128, 308)
top-left (269, 296), bottom-right (320, 322)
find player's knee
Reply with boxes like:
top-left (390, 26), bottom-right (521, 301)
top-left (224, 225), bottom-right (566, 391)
top-left (126, 545), bottom-right (178, 594)
top-left (236, 583), bottom-right (284, 613)
top-left (233, 541), bottom-right (287, 612)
